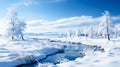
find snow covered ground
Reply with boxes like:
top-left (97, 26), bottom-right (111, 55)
top-left (0, 37), bottom-right (63, 67)
top-left (0, 35), bottom-right (120, 67)
top-left (46, 37), bottom-right (120, 67)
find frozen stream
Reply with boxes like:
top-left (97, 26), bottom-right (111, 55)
top-left (17, 39), bottom-right (104, 67)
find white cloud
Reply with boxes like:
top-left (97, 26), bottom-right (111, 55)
top-left (111, 16), bottom-right (120, 21)
top-left (8, 0), bottom-right (65, 10)
top-left (0, 14), bottom-right (120, 34)
top-left (8, 0), bottom-right (38, 10)
top-left (25, 15), bottom-right (120, 33)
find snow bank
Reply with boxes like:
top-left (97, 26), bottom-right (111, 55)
top-left (57, 47), bottom-right (120, 67)
top-left (48, 37), bottom-right (120, 67)
top-left (49, 37), bottom-right (120, 51)
top-left (0, 37), bottom-right (63, 67)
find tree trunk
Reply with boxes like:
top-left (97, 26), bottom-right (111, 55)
top-left (106, 12), bottom-right (110, 41)
top-left (106, 22), bottom-right (110, 40)
top-left (21, 34), bottom-right (24, 40)
top-left (12, 36), bottom-right (14, 40)
top-left (11, 18), bottom-right (14, 40)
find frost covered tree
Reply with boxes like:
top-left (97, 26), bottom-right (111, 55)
top-left (15, 19), bottom-right (26, 40)
top-left (6, 8), bottom-right (26, 40)
top-left (105, 11), bottom-right (110, 40)
top-left (98, 11), bottom-right (111, 40)
top-left (67, 29), bottom-right (77, 38)
top-left (67, 29), bottom-right (73, 38)
top-left (89, 25), bottom-right (95, 38)
top-left (74, 29), bottom-right (80, 37)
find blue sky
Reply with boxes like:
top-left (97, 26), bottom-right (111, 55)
top-left (0, 0), bottom-right (120, 20)
top-left (0, 0), bottom-right (120, 34)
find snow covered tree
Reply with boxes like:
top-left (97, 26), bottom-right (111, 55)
top-left (105, 11), bottom-right (110, 40)
top-left (6, 8), bottom-right (26, 40)
top-left (74, 28), bottom-right (80, 37)
top-left (89, 25), bottom-right (95, 38)
top-left (15, 19), bottom-right (26, 40)
top-left (67, 29), bottom-right (73, 38)
top-left (67, 29), bottom-right (77, 38)
top-left (98, 11), bottom-right (111, 40)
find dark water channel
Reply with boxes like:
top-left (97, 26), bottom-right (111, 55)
top-left (17, 39), bottom-right (104, 67)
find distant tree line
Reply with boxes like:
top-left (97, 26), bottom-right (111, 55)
top-left (67, 11), bottom-right (120, 41)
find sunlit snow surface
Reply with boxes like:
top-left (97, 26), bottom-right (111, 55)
top-left (0, 36), bottom-right (120, 67)
top-left (0, 37), bottom-right (63, 67)
top-left (47, 37), bottom-right (120, 67)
